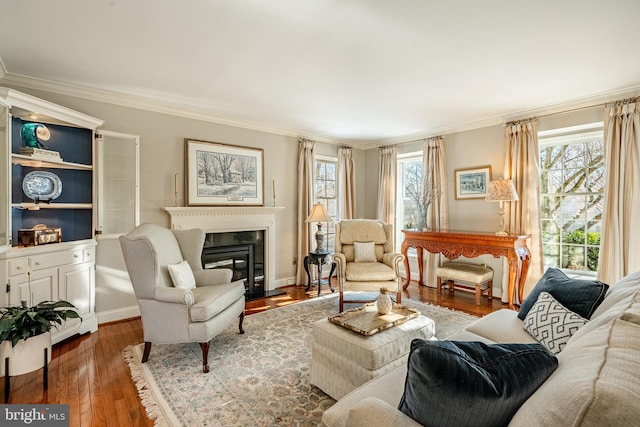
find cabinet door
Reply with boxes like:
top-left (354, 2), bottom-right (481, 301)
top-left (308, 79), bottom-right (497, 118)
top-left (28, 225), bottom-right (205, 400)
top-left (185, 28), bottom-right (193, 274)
top-left (96, 130), bottom-right (139, 235)
top-left (9, 269), bottom-right (57, 306)
top-left (0, 100), bottom-right (9, 250)
top-left (95, 130), bottom-right (139, 319)
top-left (58, 262), bottom-right (94, 317)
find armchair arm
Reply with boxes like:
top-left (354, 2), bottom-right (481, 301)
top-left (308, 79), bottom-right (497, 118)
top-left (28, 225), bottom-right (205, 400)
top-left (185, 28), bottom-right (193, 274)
top-left (332, 253), bottom-right (347, 277)
top-left (193, 268), bottom-right (234, 286)
top-left (382, 252), bottom-right (404, 270)
top-left (154, 287), bottom-right (194, 305)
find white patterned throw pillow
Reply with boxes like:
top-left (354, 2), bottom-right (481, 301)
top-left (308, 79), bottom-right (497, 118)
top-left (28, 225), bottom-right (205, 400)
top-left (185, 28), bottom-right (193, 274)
top-left (353, 241), bottom-right (377, 262)
top-left (523, 291), bottom-right (588, 354)
top-left (168, 260), bottom-right (196, 290)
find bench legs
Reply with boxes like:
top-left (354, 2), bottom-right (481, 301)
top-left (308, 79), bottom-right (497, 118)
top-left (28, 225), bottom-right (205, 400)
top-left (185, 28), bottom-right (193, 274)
top-left (438, 278), bottom-right (493, 305)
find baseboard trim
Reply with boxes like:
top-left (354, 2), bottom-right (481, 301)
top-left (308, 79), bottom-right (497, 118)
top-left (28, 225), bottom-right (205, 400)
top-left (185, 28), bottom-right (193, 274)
top-left (97, 306), bottom-right (141, 325)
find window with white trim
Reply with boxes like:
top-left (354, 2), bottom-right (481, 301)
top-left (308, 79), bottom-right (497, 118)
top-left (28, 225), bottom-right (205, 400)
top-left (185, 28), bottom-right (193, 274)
top-left (396, 152), bottom-right (423, 253)
top-left (538, 123), bottom-right (604, 274)
top-left (314, 157), bottom-right (337, 252)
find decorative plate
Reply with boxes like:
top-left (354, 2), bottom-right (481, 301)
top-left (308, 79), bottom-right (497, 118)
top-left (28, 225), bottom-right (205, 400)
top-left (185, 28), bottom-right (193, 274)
top-left (22, 171), bottom-right (63, 201)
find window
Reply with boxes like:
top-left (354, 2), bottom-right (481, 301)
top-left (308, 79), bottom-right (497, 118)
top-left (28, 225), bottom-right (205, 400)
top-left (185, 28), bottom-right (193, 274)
top-left (314, 157), bottom-right (337, 252)
top-left (538, 123), bottom-right (604, 274)
top-left (396, 152), bottom-right (423, 252)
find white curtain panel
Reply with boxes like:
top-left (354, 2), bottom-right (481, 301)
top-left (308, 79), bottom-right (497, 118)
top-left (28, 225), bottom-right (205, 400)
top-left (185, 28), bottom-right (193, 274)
top-left (377, 146), bottom-right (397, 232)
top-left (296, 138), bottom-right (316, 285)
top-left (503, 119), bottom-right (544, 302)
top-left (599, 99), bottom-right (640, 284)
top-left (423, 137), bottom-right (449, 287)
top-left (338, 146), bottom-right (356, 220)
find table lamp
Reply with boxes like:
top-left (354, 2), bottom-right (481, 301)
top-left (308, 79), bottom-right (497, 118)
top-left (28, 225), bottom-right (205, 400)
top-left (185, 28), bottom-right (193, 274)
top-left (485, 179), bottom-right (519, 236)
top-left (306, 203), bottom-right (332, 252)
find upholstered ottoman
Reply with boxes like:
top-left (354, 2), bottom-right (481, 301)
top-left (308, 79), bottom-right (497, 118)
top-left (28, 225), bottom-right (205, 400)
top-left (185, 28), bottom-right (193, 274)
top-left (310, 315), bottom-right (435, 400)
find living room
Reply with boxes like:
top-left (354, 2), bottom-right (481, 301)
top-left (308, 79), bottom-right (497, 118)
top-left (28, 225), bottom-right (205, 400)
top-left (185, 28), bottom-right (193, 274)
top-left (1, 1), bottom-right (640, 426)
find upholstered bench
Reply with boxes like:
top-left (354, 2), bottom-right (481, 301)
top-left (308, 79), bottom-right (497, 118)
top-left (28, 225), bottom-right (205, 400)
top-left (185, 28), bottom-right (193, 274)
top-left (310, 315), bottom-right (435, 400)
top-left (437, 261), bottom-right (493, 305)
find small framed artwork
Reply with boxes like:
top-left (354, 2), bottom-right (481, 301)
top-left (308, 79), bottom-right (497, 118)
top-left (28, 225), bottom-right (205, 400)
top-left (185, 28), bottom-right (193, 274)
top-left (185, 139), bottom-right (264, 206)
top-left (454, 166), bottom-right (492, 200)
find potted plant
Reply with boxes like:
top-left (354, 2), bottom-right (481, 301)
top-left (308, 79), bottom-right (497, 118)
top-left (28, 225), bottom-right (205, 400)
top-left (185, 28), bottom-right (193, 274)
top-left (0, 300), bottom-right (79, 377)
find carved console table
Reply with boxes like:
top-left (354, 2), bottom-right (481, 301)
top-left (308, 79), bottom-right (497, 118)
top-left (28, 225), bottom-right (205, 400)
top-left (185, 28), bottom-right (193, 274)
top-left (401, 229), bottom-right (531, 310)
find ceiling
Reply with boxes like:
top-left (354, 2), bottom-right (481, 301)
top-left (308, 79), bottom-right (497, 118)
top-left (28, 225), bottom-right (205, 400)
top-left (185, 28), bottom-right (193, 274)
top-left (1, 0), bottom-right (640, 146)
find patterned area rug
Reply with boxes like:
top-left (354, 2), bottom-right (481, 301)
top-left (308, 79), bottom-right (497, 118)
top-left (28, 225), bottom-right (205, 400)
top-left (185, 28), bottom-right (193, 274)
top-left (122, 294), bottom-right (479, 426)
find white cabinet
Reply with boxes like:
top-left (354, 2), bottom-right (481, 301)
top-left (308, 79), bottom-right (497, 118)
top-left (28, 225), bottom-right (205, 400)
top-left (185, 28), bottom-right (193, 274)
top-left (2, 242), bottom-right (98, 344)
top-left (0, 88), bottom-right (103, 344)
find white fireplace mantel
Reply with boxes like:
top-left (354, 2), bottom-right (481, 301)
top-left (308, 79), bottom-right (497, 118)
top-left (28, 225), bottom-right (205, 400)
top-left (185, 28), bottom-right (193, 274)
top-left (164, 206), bottom-right (285, 291)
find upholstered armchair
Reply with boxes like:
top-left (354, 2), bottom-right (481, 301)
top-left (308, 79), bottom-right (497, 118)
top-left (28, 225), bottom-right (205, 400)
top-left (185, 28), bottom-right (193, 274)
top-left (332, 219), bottom-right (404, 312)
top-left (119, 223), bottom-right (246, 373)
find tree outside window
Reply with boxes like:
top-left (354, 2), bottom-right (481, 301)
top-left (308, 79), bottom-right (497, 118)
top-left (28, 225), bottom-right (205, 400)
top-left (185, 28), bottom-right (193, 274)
top-left (539, 124), bottom-right (604, 273)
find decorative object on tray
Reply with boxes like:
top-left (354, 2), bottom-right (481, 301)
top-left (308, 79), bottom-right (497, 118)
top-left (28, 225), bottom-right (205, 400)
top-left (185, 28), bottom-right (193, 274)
top-left (329, 303), bottom-right (420, 336)
top-left (18, 224), bottom-right (62, 247)
top-left (22, 171), bottom-right (63, 202)
top-left (19, 123), bottom-right (62, 160)
top-left (376, 287), bottom-right (392, 315)
top-left (184, 138), bottom-right (264, 206)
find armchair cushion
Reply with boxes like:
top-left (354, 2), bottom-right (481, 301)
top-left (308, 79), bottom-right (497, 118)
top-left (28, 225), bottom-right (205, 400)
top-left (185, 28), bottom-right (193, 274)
top-left (354, 241), bottom-right (377, 263)
top-left (168, 260), bottom-right (197, 290)
top-left (190, 281), bottom-right (246, 322)
top-left (346, 262), bottom-right (397, 282)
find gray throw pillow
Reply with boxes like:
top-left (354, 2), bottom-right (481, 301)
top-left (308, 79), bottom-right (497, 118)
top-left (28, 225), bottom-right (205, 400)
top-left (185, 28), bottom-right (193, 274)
top-left (398, 340), bottom-right (557, 427)
top-left (518, 268), bottom-right (608, 320)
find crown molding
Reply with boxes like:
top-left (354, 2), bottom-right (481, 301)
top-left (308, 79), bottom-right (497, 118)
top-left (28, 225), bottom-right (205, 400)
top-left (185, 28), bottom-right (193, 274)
top-left (0, 71), bottom-right (352, 146)
top-left (2, 70), bottom-right (639, 150)
top-left (371, 85), bottom-right (640, 149)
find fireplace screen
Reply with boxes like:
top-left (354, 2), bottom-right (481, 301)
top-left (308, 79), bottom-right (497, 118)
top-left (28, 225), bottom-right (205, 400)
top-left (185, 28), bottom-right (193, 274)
top-left (202, 231), bottom-right (265, 299)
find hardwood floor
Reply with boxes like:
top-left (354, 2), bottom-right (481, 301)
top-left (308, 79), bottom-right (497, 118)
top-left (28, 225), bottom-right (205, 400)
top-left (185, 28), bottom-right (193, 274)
top-left (1, 281), bottom-right (505, 426)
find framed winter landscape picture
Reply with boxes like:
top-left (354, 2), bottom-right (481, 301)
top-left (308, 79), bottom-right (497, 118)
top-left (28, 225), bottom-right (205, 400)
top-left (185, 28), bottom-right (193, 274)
top-left (185, 139), bottom-right (264, 206)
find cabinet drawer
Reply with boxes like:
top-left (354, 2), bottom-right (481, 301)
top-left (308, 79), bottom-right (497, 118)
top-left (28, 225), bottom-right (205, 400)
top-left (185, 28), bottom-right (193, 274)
top-left (8, 258), bottom-right (29, 276)
top-left (29, 251), bottom-right (75, 271)
top-left (83, 248), bottom-right (95, 263)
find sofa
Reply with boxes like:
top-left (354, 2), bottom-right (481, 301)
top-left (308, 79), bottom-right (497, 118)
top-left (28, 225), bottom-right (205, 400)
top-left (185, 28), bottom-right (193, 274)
top-left (322, 269), bottom-right (640, 427)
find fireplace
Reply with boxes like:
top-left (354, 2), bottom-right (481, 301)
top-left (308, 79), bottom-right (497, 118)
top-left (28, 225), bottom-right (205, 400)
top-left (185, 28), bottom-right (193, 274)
top-left (164, 206), bottom-right (284, 298)
top-left (202, 231), bottom-right (265, 299)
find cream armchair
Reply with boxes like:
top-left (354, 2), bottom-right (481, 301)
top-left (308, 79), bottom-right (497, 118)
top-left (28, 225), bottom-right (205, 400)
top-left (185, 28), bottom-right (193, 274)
top-left (119, 223), bottom-right (246, 373)
top-left (332, 220), bottom-right (404, 312)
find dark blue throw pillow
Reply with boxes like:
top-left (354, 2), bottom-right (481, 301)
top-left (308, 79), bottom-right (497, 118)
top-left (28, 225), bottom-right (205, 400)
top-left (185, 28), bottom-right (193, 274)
top-left (398, 340), bottom-right (557, 427)
top-left (517, 268), bottom-right (609, 320)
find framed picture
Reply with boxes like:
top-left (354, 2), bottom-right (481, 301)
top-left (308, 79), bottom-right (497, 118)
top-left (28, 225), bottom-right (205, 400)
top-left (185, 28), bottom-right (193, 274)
top-left (454, 166), bottom-right (492, 200)
top-left (185, 139), bottom-right (264, 206)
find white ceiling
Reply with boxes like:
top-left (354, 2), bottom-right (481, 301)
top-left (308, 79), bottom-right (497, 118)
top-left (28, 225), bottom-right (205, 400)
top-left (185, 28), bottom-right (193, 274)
top-left (1, 0), bottom-right (640, 146)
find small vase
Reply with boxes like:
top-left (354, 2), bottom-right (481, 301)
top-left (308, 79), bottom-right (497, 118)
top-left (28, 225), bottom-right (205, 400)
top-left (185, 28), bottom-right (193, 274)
top-left (376, 290), bottom-right (393, 315)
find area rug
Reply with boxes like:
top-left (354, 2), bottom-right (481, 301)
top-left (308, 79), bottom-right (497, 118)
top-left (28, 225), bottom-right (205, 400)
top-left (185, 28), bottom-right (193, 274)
top-left (123, 294), bottom-right (479, 426)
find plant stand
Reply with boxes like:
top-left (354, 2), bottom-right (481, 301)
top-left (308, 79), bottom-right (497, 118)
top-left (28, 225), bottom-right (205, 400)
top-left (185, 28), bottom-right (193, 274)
top-left (3, 348), bottom-right (49, 403)
top-left (0, 333), bottom-right (52, 403)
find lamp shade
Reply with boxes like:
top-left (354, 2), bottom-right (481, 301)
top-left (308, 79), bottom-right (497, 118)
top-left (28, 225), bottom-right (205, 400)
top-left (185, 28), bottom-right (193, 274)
top-left (306, 203), bottom-right (332, 223)
top-left (486, 179), bottom-right (519, 202)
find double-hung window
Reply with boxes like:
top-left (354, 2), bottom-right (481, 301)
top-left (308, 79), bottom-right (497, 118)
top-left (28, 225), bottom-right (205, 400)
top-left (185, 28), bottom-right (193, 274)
top-left (396, 152), bottom-right (423, 253)
top-left (538, 123), bottom-right (604, 275)
top-left (314, 156), bottom-right (337, 252)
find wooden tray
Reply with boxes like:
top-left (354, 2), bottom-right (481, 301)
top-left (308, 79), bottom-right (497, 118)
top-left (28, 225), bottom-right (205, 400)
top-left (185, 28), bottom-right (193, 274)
top-left (328, 303), bottom-right (420, 336)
